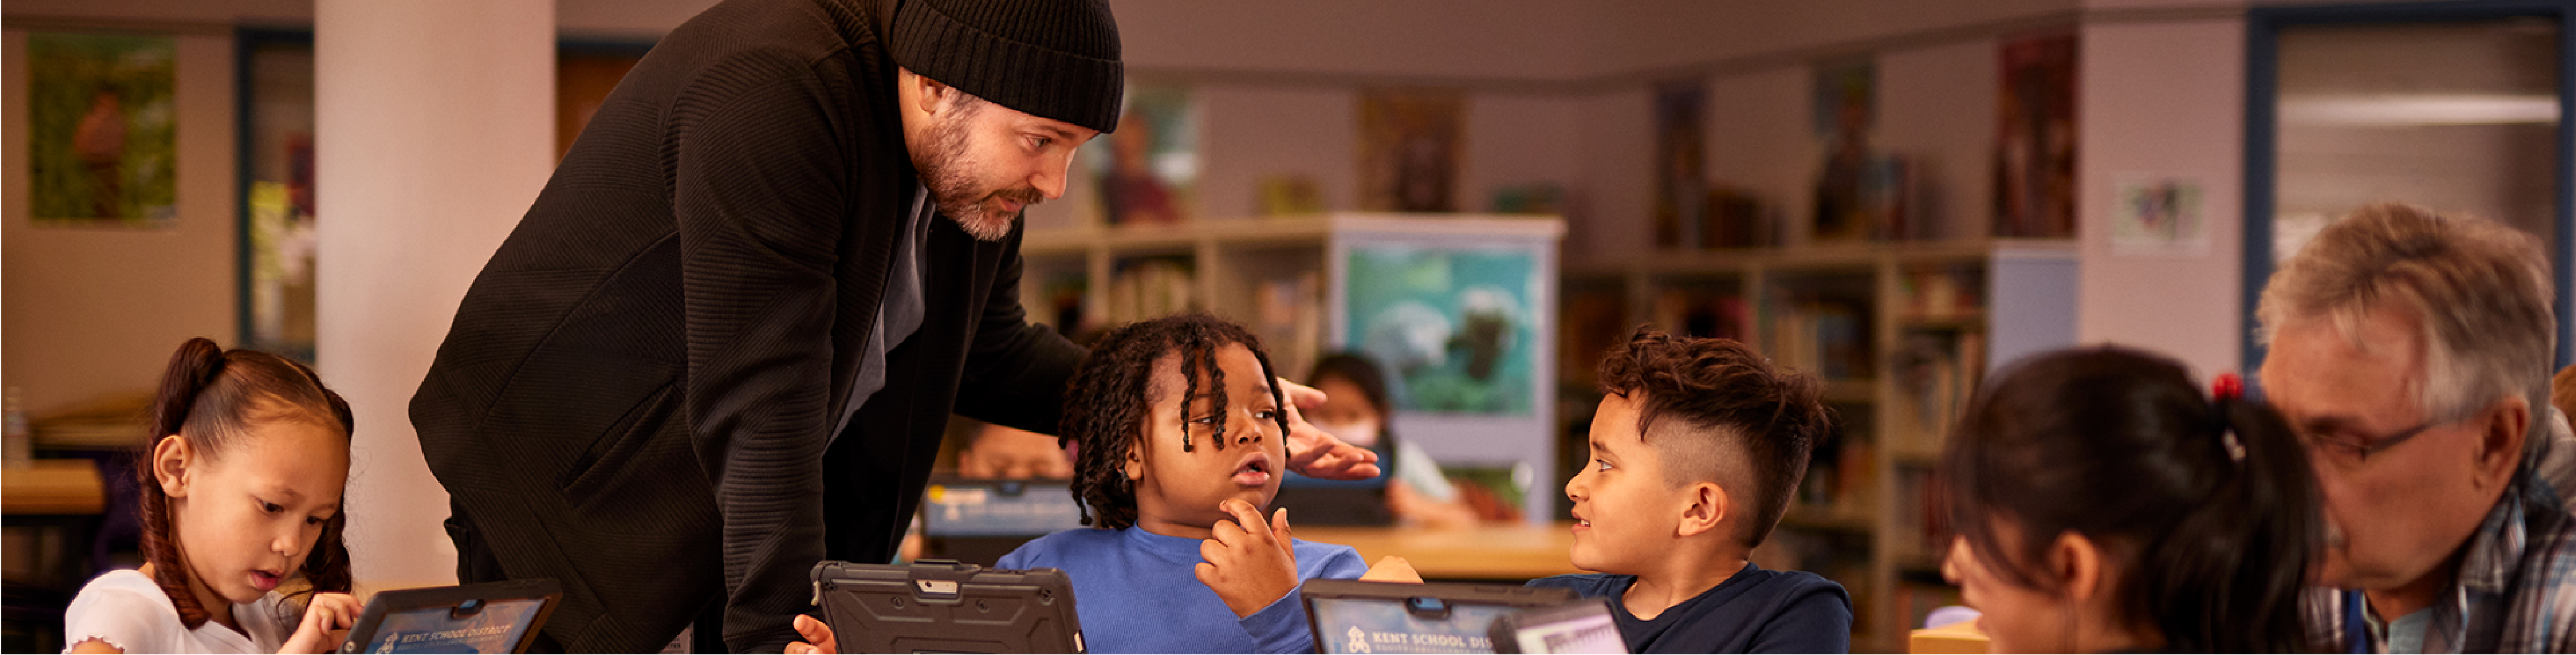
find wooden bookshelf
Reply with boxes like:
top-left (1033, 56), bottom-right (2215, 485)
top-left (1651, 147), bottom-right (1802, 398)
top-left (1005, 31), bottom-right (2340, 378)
top-left (1562, 237), bottom-right (2075, 653)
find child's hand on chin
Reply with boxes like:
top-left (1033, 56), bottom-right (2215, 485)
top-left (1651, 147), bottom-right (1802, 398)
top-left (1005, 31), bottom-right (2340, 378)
top-left (1195, 500), bottom-right (1300, 618)
top-left (279, 592), bottom-right (362, 654)
top-left (785, 614), bottom-right (839, 654)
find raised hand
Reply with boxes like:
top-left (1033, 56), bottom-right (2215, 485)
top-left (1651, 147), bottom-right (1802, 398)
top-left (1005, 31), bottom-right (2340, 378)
top-left (1277, 378), bottom-right (1382, 480)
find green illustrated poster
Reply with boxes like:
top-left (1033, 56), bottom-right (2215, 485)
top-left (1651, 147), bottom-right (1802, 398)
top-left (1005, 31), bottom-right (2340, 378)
top-left (28, 32), bottom-right (178, 227)
top-left (1346, 245), bottom-right (1536, 415)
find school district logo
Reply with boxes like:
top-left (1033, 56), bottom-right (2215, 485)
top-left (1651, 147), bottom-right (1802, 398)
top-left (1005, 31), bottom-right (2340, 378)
top-left (1346, 625), bottom-right (1371, 654)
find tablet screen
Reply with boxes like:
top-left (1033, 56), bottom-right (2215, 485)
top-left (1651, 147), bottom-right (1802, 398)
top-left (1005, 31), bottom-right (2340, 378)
top-left (1502, 603), bottom-right (1622, 654)
top-left (1309, 597), bottom-right (1517, 654)
top-left (348, 598), bottom-right (546, 654)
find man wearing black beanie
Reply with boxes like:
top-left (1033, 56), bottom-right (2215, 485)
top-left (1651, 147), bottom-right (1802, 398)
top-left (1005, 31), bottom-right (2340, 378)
top-left (409, 0), bottom-right (1378, 651)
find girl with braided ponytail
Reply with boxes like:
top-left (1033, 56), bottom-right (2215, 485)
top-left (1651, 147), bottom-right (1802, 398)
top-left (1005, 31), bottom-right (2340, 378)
top-left (63, 338), bottom-right (362, 654)
top-left (1939, 346), bottom-right (2322, 653)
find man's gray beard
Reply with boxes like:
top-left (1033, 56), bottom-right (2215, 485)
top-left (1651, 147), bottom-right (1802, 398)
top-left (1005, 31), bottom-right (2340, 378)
top-left (914, 106), bottom-right (1019, 242)
top-left (941, 197), bottom-right (1014, 242)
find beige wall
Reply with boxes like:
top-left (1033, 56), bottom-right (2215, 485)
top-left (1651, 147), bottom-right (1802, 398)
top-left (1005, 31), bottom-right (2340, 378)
top-left (2075, 16), bottom-right (2250, 379)
top-left (2, 27), bottom-right (238, 416)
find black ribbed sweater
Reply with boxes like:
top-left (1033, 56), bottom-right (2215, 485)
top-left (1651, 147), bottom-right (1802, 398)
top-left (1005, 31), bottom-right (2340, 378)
top-left (408, 0), bottom-right (1082, 651)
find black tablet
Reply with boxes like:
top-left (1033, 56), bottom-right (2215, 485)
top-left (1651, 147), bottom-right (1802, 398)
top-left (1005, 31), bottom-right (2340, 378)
top-left (810, 559), bottom-right (1086, 654)
top-left (1487, 599), bottom-right (1626, 654)
top-left (336, 579), bottom-right (560, 654)
top-left (1300, 580), bottom-right (1578, 655)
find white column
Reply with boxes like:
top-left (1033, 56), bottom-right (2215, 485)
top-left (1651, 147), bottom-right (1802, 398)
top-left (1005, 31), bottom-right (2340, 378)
top-left (316, 0), bottom-right (554, 588)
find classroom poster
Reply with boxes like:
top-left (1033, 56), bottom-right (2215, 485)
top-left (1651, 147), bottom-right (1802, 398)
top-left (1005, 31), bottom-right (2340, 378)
top-left (1358, 88), bottom-right (1464, 213)
top-left (27, 32), bottom-right (178, 227)
top-left (1346, 245), bottom-right (1536, 415)
top-left (2110, 175), bottom-right (2209, 256)
top-left (1092, 83), bottom-right (1198, 225)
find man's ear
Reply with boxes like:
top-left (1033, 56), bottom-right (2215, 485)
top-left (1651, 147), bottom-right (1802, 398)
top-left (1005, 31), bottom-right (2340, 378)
top-left (1675, 480), bottom-right (1730, 539)
top-left (2472, 396), bottom-right (2531, 491)
top-left (896, 67), bottom-right (955, 116)
top-left (2048, 530), bottom-right (2109, 603)
top-left (151, 435), bottom-right (194, 498)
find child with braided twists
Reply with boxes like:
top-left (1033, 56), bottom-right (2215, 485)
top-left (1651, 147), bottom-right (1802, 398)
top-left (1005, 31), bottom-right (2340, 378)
top-left (789, 313), bottom-right (1366, 654)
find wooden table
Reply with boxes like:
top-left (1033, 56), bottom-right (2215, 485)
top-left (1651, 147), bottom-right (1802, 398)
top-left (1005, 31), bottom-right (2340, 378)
top-left (4, 459), bottom-right (106, 515)
top-left (1294, 523), bottom-right (1581, 581)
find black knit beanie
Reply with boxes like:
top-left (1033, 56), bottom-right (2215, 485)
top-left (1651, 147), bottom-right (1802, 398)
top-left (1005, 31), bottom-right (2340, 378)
top-left (888, 0), bottom-right (1123, 134)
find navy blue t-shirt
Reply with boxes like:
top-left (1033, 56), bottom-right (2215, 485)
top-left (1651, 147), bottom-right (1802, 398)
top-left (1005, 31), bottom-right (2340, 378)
top-left (1527, 562), bottom-right (1852, 654)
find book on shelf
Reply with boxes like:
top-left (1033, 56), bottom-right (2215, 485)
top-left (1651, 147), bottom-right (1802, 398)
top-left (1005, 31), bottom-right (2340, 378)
top-left (1039, 273), bottom-right (1087, 336)
top-left (1254, 272), bottom-right (1322, 379)
top-left (1559, 286), bottom-right (1630, 387)
top-left (1892, 331), bottom-right (1984, 450)
top-left (1898, 268), bottom-right (1984, 321)
top-left (1767, 300), bottom-right (1871, 380)
top-left (1792, 432), bottom-right (1875, 518)
top-left (1892, 465), bottom-right (1953, 564)
top-left (1652, 291), bottom-right (1749, 343)
top-left (1892, 577), bottom-right (1964, 634)
top-left (1102, 259), bottom-right (1197, 326)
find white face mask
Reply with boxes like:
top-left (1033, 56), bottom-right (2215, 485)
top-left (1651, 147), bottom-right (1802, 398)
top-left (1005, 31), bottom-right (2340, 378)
top-left (1312, 420), bottom-right (1382, 448)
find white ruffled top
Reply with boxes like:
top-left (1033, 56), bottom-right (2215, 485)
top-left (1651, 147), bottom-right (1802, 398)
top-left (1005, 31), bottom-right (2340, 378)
top-left (62, 569), bottom-right (299, 654)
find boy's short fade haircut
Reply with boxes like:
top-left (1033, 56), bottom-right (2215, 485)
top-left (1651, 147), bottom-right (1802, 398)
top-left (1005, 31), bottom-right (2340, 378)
top-left (1597, 326), bottom-right (1830, 547)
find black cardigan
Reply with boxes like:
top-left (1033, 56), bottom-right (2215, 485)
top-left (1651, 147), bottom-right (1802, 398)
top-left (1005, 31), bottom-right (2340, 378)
top-left (408, 0), bottom-right (1082, 650)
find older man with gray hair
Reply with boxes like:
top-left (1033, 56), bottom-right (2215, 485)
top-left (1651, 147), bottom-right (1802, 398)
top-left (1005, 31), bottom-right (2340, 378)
top-left (2255, 203), bottom-right (2573, 653)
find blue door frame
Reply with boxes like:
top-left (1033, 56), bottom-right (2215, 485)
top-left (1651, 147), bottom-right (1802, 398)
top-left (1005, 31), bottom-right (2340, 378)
top-left (2242, 0), bottom-right (2576, 374)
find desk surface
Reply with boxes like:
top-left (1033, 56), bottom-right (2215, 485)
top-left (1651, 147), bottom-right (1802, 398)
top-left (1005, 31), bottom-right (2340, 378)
top-left (4, 459), bottom-right (106, 515)
top-left (1295, 523), bottom-right (1580, 581)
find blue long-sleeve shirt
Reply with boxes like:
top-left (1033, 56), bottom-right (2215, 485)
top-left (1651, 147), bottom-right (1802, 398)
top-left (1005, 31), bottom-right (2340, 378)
top-left (998, 526), bottom-right (1369, 654)
top-left (1527, 562), bottom-right (1852, 654)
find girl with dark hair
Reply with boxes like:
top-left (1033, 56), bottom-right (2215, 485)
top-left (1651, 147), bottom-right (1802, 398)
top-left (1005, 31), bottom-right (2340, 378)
top-left (1939, 347), bottom-right (2322, 653)
top-left (63, 338), bottom-right (362, 654)
top-left (1302, 353), bottom-right (1480, 526)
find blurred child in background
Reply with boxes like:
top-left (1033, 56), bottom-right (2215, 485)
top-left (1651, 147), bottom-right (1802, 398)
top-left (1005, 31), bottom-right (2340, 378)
top-left (1297, 354), bottom-right (1480, 527)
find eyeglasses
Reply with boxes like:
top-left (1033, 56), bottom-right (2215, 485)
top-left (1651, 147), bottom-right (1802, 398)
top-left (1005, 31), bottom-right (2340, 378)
top-left (2296, 408), bottom-right (2480, 467)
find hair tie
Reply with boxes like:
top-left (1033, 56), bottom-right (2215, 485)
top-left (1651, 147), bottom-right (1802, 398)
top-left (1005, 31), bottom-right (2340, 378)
top-left (2211, 373), bottom-right (2243, 402)
top-left (2211, 373), bottom-right (2247, 462)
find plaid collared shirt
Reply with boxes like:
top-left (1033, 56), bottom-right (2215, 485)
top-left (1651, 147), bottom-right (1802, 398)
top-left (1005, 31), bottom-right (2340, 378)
top-left (2303, 410), bottom-right (2576, 654)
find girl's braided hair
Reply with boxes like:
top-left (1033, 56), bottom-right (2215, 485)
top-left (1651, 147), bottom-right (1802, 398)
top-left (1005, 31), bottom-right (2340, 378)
top-left (140, 338), bottom-right (353, 628)
top-left (1060, 313), bottom-right (1291, 529)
